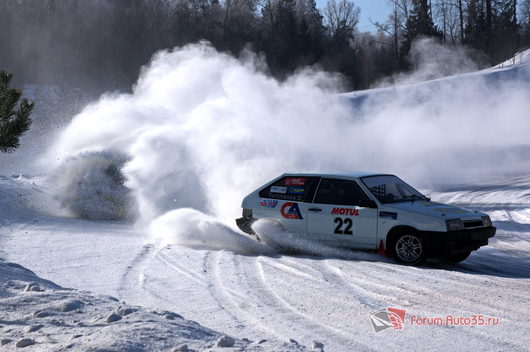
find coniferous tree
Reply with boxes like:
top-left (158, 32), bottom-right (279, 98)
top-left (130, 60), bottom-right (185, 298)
top-left (464, 0), bottom-right (487, 50)
top-left (0, 71), bottom-right (33, 153)
top-left (400, 0), bottom-right (443, 67)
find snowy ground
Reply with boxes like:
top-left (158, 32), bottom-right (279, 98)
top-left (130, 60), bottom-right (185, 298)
top-left (1, 47), bottom-right (529, 351)
top-left (0, 176), bottom-right (309, 351)
top-left (1, 174), bottom-right (529, 351)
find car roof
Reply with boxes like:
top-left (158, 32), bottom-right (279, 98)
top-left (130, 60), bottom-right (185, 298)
top-left (281, 172), bottom-right (392, 179)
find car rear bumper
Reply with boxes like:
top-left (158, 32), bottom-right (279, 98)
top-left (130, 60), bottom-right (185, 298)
top-left (236, 217), bottom-right (256, 236)
top-left (420, 226), bottom-right (496, 256)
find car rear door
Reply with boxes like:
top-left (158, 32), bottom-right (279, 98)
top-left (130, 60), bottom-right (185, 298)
top-left (258, 176), bottom-right (319, 234)
top-left (306, 178), bottom-right (378, 249)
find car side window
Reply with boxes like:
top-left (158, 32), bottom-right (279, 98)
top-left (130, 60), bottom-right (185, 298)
top-left (259, 176), bottom-right (319, 202)
top-left (314, 178), bottom-right (370, 206)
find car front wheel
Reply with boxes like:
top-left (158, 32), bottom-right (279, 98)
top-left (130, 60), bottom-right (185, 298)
top-left (391, 233), bottom-right (427, 265)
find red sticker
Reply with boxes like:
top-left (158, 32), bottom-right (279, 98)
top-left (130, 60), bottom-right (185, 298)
top-left (285, 178), bottom-right (305, 186)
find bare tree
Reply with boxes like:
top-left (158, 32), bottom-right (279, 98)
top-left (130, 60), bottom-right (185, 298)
top-left (372, 1), bottom-right (412, 66)
top-left (433, 0), bottom-right (461, 44)
top-left (323, 0), bottom-right (360, 40)
top-left (434, 0), bottom-right (448, 42)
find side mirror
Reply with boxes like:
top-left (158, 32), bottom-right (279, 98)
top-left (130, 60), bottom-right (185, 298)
top-left (358, 199), bottom-right (377, 208)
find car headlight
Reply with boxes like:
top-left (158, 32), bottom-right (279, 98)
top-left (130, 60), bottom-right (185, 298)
top-left (446, 219), bottom-right (464, 231)
top-left (481, 215), bottom-right (492, 227)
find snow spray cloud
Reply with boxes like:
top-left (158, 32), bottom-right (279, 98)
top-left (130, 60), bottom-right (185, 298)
top-left (375, 37), bottom-right (484, 87)
top-left (48, 42), bottom-right (530, 242)
top-left (50, 150), bottom-right (135, 220)
top-left (150, 208), bottom-right (274, 255)
top-left (253, 219), bottom-right (382, 261)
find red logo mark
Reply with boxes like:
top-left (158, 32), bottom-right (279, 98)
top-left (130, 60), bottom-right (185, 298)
top-left (281, 202), bottom-right (303, 220)
top-left (387, 308), bottom-right (406, 330)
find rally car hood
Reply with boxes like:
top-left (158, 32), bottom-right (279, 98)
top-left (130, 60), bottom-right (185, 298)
top-left (384, 201), bottom-right (484, 220)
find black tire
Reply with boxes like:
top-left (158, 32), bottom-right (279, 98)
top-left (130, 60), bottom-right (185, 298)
top-left (390, 232), bottom-right (427, 266)
top-left (443, 251), bottom-right (471, 263)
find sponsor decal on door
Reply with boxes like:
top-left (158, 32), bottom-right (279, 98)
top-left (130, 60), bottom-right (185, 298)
top-left (259, 199), bottom-right (279, 208)
top-left (331, 208), bottom-right (360, 216)
top-left (281, 202), bottom-right (303, 220)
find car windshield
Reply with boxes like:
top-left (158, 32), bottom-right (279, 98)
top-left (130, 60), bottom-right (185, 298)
top-left (361, 175), bottom-right (428, 204)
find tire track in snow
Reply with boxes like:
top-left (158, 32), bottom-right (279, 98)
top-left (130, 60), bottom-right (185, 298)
top-left (117, 242), bottom-right (156, 301)
top-left (201, 251), bottom-right (255, 334)
top-left (334, 258), bottom-right (530, 351)
top-left (239, 255), bottom-right (373, 350)
top-left (157, 248), bottom-right (208, 287)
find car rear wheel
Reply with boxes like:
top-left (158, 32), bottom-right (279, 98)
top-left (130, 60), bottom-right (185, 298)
top-left (443, 251), bottom-right (471, 263)
top-left (391, 233), bottom-right (426, 265)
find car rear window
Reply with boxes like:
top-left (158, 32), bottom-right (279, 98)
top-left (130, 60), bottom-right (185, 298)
top-left (259, 176), bottom-right (319, 202)
top-left (314, 178), bottom-right (370, 206)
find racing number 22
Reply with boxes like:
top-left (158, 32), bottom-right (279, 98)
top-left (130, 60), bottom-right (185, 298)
top-left (334, 217), bottom-right (353, 235)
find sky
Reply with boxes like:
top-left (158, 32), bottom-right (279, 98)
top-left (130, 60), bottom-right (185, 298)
top-left (316, 0), bottom-right (392, 32)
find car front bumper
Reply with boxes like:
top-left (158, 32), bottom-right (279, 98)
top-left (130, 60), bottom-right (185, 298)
top-left (420, 226), bottom-right (496, 256)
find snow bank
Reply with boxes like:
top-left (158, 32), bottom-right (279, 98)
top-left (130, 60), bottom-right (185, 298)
top-left (494, 48), bottom-right (530, 68)
top-left (0, 175), bottom-right (50, 225)
top-left (0, 257), bottom-right (309, 351)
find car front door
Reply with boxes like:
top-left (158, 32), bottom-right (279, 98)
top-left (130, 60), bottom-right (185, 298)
top-left (306, 178), bottom-right (378, 249)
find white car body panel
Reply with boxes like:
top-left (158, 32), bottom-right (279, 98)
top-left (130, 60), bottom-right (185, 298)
top-left (239, 172), bottom-right (493, 252)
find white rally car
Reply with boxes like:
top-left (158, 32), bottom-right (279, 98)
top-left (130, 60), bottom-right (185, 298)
top-left (236, 173), bottom-right (496, 265)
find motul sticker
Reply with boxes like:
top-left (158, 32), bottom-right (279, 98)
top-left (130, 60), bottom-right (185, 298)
top-left (285, 178), bottom-right (305, 186)
top-left (281, 202), bottom-right (303, 220)
top-left (331, 208), bottom-right (359, 216)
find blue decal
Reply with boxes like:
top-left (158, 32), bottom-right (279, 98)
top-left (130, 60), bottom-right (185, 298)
top-left (287, 187), bottom-right (305, 194)
top-left (259, 199), bottom-right (279, 208)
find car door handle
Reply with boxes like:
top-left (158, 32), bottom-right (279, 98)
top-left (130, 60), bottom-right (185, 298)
top-left (308, 208), bottom-right (322, 212)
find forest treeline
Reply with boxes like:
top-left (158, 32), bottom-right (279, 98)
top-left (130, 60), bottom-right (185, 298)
top-left (0, 0), bottom-right (528, 91)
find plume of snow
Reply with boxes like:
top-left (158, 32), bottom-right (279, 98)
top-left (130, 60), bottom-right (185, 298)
top-left (42, 42), bottom-right (530, 251)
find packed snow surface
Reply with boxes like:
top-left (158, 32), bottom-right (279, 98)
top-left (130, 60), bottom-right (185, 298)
top-left (0, 176), bottom-right (309, 351)
top-left (1, 174), bottom-right (529, 351)
top-left (1, 46), bottom-right (529, 351)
